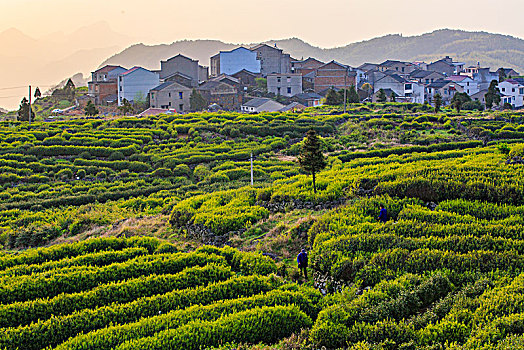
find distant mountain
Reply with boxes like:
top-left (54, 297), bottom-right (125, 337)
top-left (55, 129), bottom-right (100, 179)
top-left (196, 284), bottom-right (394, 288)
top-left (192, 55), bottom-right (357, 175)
top-left (101, 29), bottom-right (524, 74)
top-left (0, 22), bottom-right (133, 110)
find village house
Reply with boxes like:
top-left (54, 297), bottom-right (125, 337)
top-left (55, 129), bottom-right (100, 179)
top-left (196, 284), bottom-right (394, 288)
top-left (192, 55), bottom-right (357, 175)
top-left (291, 57), bottom-right (325, 75)
top-left (409, 70), bottom-right (447, 85)
top-left (267, 73), bottom-right (303, 97)
top-left (291, 92), bottom-right (323, 107)
top-left (117, 67), bottom-right (159, 106)
top-left (149, 81), bottom-right (191, 112)
top-left (426, 56), bottom-right (465, 76)
top-left (373, 74), bottom-right (424, 103)
top-left (250, 44), bottom-right (292, 76)
top-left (232, 69), bottom-right (260, 89)
top-left (470, 90), bottom-right (489, 106)
top-left (198, 80), bottom-right (242, 111)
top-left (241, 97), bottom-right (284, 113)
top-left (313, 61), bottom-right (356, 93)
top-left (497, 68), bottom-right (520, 79)
top-left (279, 102), bottom-right (307, 112)
top-left (377, 60), bottom-right (416, 74)
top-left (159, 54), bottom-right (208, 87)
top-left (498, 79), bottom-right (524, 108)
top-left (426, 80), bottom-right (464, 105)
top-left (88, 65), bottom-right (127, 105)
top-left (210, 47), bottom-right (260, 77)
top-left (447, 75), bottom-right (480, 95)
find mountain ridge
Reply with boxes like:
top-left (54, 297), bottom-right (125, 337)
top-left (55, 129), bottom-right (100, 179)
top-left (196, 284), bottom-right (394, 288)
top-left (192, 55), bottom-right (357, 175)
top-left (101, 29), bottom-right (524, 74)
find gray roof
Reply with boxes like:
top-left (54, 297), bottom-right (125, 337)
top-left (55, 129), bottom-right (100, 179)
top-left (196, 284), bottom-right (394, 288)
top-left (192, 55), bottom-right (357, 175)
top-left (150, 81), bottom-right (176, 91)
top-left (293, 92), bottom-right (322, 100)
top-left (427, 79), bottom-right (453, 89)
top-left (243, 97), bottom-right (272, 107)
top-left (280, 102), bottom-right (306, 112)
top-left (410, 70), bottom-right (433, 79)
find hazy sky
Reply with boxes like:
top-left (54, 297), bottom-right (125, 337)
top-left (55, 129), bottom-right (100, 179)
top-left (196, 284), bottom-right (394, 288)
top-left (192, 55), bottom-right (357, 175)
top-left (1, 0), bottom-right (524, 47)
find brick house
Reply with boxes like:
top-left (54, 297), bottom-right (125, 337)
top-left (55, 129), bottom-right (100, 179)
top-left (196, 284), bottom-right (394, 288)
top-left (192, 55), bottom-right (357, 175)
top-left (250, 44), bottom-right (291, 76)
top-left (88, 65), bottom-right (127, 105)
top-left (159, 54), bottom-right (208, 87)
top-left (291, 57), bottom-right (325, 76)
top-left (198, 81), bottom-right (241, 111)
top-left (313, 61), bottom-right (356, 93)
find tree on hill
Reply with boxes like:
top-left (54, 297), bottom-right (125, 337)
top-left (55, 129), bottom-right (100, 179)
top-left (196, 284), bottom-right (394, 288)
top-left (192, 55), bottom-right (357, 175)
top-left (190, 89), bottom-right (207, 111)
top-left (451, 92), bottom-right (471, 112)
top-left (325, 88), bottom-right (342, 105)
top-left (34, 87), bottom-right (41, 99)
top-left (84, 101), bottom-right (99, 116)
top-left (376, 89), bottom-right (387, 103)
top-left (434, 93), bottom-right (443, 113)
top-left (118, 98), bottom-right (134, 115)
top-left (485, 80), bottom-right (501, 109)
top-left (17, 97), bottom-right (35, 121)
top-left (298, 129), bottom-right (327, 194)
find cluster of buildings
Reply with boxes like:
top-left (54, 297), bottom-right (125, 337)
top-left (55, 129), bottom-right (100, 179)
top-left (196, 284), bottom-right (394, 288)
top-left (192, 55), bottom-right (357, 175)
top-left (87, 43), bottom-right (523, 114)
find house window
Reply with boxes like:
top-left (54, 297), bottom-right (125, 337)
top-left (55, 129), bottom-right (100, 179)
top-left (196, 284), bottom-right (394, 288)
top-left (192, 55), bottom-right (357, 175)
top-left (169, 101), bottom-right (172, 106)
top-left (179, 92), bottom-right (183, 99)
top-left (425, 79), bottom-right (429, 83)
top-left (287, 77), bottom-right (291, 83)
top-left (168, 92), bottom-right (171, 98)
top-left (512, 88), bottom-right (516, 93)
top-left (277, 87), bottom-right (281, 95)
top-left (501, 88), bottom-right (506, 92)
top-left (119, 86), bottom-right (122, 91)
top-left (401, 67), bottom-right (405, 72)
top-left (277, 77), bottom-right (281, 83)
top-left (287, 87), bottom-right (291, 94)
top-left (179, 104), bottom-right (184, 111)
top-left (467, 82), bottom-right (469, 86)
top-left (520, 88), bottom-right (524, 94)
top-left (405, 84), bottom-right (412, 90)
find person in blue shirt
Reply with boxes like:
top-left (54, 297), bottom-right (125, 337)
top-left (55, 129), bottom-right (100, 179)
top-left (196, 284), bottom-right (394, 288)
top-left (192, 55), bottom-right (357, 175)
top-left (297, 249), bottom-right (308, 280)
top-left (378, 204), bottom-right (388, 223)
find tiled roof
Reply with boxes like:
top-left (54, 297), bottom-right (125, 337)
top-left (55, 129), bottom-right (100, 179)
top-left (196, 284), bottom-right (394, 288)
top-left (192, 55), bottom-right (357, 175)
top-left (243, 97), bottom-right (271, 107)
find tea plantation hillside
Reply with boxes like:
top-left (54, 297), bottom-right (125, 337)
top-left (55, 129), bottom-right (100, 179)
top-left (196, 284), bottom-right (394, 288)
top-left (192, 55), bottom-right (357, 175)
top-left (1, 103), bottom-right (524, 348)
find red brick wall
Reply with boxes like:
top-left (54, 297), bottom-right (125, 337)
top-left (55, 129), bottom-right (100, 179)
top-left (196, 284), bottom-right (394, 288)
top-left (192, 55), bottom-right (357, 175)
top-left (314, 65), bottom-right (356, 92)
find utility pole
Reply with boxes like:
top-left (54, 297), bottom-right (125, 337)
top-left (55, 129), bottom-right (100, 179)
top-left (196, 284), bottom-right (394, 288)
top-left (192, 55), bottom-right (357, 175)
top-left (343, 68), bottom-right (347, 114)
top-left (28, 85), bottom-right (31, 125)
top-left (250, 152), bottom-right (254, 186)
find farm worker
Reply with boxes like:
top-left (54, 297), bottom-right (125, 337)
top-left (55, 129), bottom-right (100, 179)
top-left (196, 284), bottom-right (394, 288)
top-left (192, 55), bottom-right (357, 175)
top-left (297, 249), bottom-right (308, 280)
top-left (378, 204), bottom-right (388, 223)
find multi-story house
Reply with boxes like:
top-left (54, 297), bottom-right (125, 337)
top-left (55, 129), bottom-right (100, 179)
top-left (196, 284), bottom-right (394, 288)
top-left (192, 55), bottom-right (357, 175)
top-left (88, 65), bottom-right (127, 105)
top-left (409, 70), bottom-right (447, 85)
top-left (267, 73), bottom-right (302, 97)
top-left (447, 75), bottom-right (480, 96)
top-left (210, 47), bottom-right (261, 77)
top-left (377, 60), bottom-right (416, 74)
top-left (250, 44), bottom-right (291, 76)
top-left (159, 54), bottom-right (208, 87)
top-left (117, 67), bottom-right (159, 106)
top-left (149, 81), bottom-right (191, 112)
top-left (374, 74), bottom-right (424, 103)
top-left (426, 56), bottom-right (465, 76)
top-left (291, 57), bottom-right (325, 75)
top-left (198, 80), bottom-right (242, 111)
top-left (426, 80), bottom-right (464, 105)
top-left (498, 79), bottom-right (524, 108)
top-left (313, 61), bottom-right (356, 93)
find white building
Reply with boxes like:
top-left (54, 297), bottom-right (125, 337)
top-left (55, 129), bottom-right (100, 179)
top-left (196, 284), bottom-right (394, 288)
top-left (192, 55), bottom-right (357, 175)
top-left (241, 98), bottom-right (284, 113)
top-left (448, 75), bottom-right (480, 96)
top-left (117, 67), bottom-right (160, 106)
top-left (498, 79), bottom-right (524, 108)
